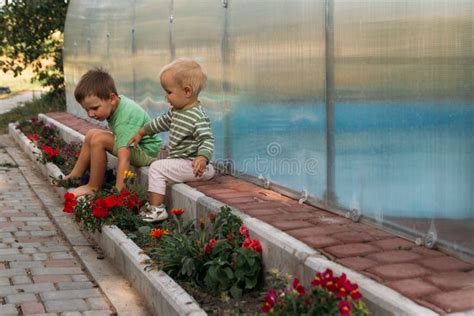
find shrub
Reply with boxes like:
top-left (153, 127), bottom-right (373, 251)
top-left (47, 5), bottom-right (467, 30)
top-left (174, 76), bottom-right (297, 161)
top-left (261, 268), bottom-right (369, 316)
top-left (63, 171), bottom-right (147, 232)
top-left (144, 207), bottom-right (264, 299)
top-left (16, 116), bottom-right (81, 175)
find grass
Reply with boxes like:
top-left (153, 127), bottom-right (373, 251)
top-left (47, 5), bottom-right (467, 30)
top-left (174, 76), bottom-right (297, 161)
top-left (0, 92), bottom-right (66, 134)
top-left (0, 68), bottom-right (42, 93)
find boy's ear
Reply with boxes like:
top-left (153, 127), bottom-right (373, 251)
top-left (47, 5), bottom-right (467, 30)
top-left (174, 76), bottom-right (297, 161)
top-left (183, 85), bottom-right (193, 97)
top-left (109, 93), bottom-right (119, 104)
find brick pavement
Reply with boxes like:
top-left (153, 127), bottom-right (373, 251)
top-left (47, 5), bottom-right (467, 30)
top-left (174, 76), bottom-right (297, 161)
top-left (46, 112), bottom-right (474, 314)
top-left (0, 138), bottom-right (115, 315)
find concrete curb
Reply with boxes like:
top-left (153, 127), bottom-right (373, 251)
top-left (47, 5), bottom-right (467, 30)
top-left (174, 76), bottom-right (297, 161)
top-left (9, 122), bottom-right (205, 316)
top-left (14, 115), bottom-right (442, 315)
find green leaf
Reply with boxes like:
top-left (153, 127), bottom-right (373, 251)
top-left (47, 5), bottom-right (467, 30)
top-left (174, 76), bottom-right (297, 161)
top-left (208, 265), bottom-right (218, 280)
top-left (230, 285), bottom-right (243, 299)
top-left (138, 226), bottom-right (151, 234)
top-left (224, 267), bottom-right (234, 279)
top-left (245, 276), bottom-right (258, 289)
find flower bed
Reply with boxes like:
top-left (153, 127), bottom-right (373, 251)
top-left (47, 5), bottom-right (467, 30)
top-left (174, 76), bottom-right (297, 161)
top-left (10, 119), bottom-right (206, 315)
top-left (11, 116), bottom-right (374, 316)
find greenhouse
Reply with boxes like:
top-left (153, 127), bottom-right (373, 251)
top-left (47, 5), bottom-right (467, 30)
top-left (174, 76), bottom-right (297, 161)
top-left (64, 0), bottom-right (473, 258)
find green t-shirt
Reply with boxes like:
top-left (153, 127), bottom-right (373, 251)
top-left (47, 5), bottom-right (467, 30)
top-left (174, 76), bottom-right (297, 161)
top-left (107, 95), bottom-right (161, 157)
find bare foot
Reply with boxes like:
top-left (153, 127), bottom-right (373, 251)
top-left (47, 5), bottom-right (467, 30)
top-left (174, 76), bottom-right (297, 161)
top-left (51, 175), bottom-right (63, 187)
top-left (70, 184), bottom-right (97, 197)
top-left (52, 174), bottom-right (72, 187)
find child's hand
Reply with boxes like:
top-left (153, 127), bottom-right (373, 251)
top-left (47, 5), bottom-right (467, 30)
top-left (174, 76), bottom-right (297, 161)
top-left (192, 156), bottom-right (207, 177)
top-left (128, 132), bottom-right (142, 148)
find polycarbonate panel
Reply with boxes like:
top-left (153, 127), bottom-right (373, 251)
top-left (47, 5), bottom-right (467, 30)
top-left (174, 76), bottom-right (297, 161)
top-left (132, 0), bottom-right (172, 118)
top-left (64, 0), bottom-right (473, 256)
top-left (224, 0), bottom-right (327, 198)
top-left (171, 0), bottom-right (226, 161)
top-left (332, 0), bottom-right (474, 254)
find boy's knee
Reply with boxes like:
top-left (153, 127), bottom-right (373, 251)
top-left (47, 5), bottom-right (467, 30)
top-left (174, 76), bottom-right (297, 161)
top-left (90, 132), bottom-right (108, 148)
top-left (84, 130), bottom-right (95, 143)
top-left (84, 129), bottom-right (101, 143)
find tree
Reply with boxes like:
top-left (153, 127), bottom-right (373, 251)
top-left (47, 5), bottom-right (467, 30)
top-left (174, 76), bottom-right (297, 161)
top-left (0, 0), bottom-right (69, 95)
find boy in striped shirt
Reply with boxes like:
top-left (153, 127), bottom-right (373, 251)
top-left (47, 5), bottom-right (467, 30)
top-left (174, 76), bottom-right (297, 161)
top-left (128, 58), bottom-right (215, 222)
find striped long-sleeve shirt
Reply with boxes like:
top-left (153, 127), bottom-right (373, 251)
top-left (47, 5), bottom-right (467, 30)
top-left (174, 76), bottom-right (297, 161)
top-left (143, 104), bottom-right (214, 161)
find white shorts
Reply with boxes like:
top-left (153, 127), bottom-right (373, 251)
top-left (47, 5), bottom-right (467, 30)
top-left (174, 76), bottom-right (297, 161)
top-left (148, 158), bottom-right (215, 195)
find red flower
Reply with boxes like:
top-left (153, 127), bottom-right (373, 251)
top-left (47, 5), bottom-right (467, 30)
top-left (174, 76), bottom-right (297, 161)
top-left (171, 208), bottom-right (184, 216)
top-left (125, 193), bottom-right (138, 209)
top-left (204, 239), bottom-right (217, 254)
top-left (335, 273), bottom-right (351, 298)
top-left (63, 192), bottom-right (77, 213)
top-left (117, 188), bottom-right (130, 206)
top-left (239, 226), bottom-right (250, 238)
top-left (292, 278), bottom-right (306, 297)
top-left (41, 145), bottom-right (60, 159)
top-left (242, 238), bottom-right (263, 255)
top-left (27, 134), bottom-right (40, 142)
top-left (150, 228), bottom-right (169, 238)
top-left (338, 300), bottom-right (352, 316)
top-left (349, 285), bottom-right (362, 301)
top-left (103, 195), bottom-right (118, 209)
top-left (92, 205), bottom-right (109, 218)
top-left (261, 288), bottom-right (278, 313)
top-left (311, 272), bottom-right (323, 286)
top-left (312, 268), bottom-right (336, 292)
top-left (91, 198), bottom-right (109, 218)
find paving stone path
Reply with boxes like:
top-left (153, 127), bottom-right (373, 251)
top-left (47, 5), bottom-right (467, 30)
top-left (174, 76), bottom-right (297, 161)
top-left (0, 136), bottom-right (115, 315)
top-left (0, 91), bottom-right (40, 115)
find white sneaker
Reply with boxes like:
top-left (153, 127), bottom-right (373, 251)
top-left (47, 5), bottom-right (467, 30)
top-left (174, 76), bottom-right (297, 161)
top-left (139, 203), bottom-right (168, 222)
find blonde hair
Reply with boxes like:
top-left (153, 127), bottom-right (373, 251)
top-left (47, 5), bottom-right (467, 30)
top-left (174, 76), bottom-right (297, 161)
top-left (159, 58), bottom-right (207, 96)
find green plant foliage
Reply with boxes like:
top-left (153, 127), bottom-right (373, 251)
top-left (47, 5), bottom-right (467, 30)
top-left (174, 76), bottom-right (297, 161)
top-left (15, 116), bottom-right (80, 175)
top-left (204, 244), bottom-right (263, 299)
top-left (261, 268), bottom-right (370, 316)
top-left (68, 174), bottom-right (148, 233)
top-left (150, 231), bottom-right (204, 280)
top-left (209, 206), bottom-right (243, 242)
top-left (0, 0), bottom-right (69, 94)
top-left (146, 206), bottom-right (264, 298)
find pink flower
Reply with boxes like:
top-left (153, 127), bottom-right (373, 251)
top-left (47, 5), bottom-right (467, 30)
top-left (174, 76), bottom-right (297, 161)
top-left (239, 226), bottom-right (249, 238)
top-left (261, 288), bottom-right (278, 313)
top-left (204, 239), bottom-right (217, 254)
top-left (242, 238), bottom-right (263, 255)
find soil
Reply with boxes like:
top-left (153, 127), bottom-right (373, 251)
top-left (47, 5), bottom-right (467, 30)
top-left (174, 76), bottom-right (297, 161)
top-left (178, 281), bottom-right (266, 315)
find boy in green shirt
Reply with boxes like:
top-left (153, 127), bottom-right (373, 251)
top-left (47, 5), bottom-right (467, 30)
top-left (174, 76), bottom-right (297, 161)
top-left (62, 68), bottom-right (161, 196)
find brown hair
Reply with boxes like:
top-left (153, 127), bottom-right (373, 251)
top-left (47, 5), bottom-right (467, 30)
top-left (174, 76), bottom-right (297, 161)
top-left (74, 68), bottom-right (118, 103)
